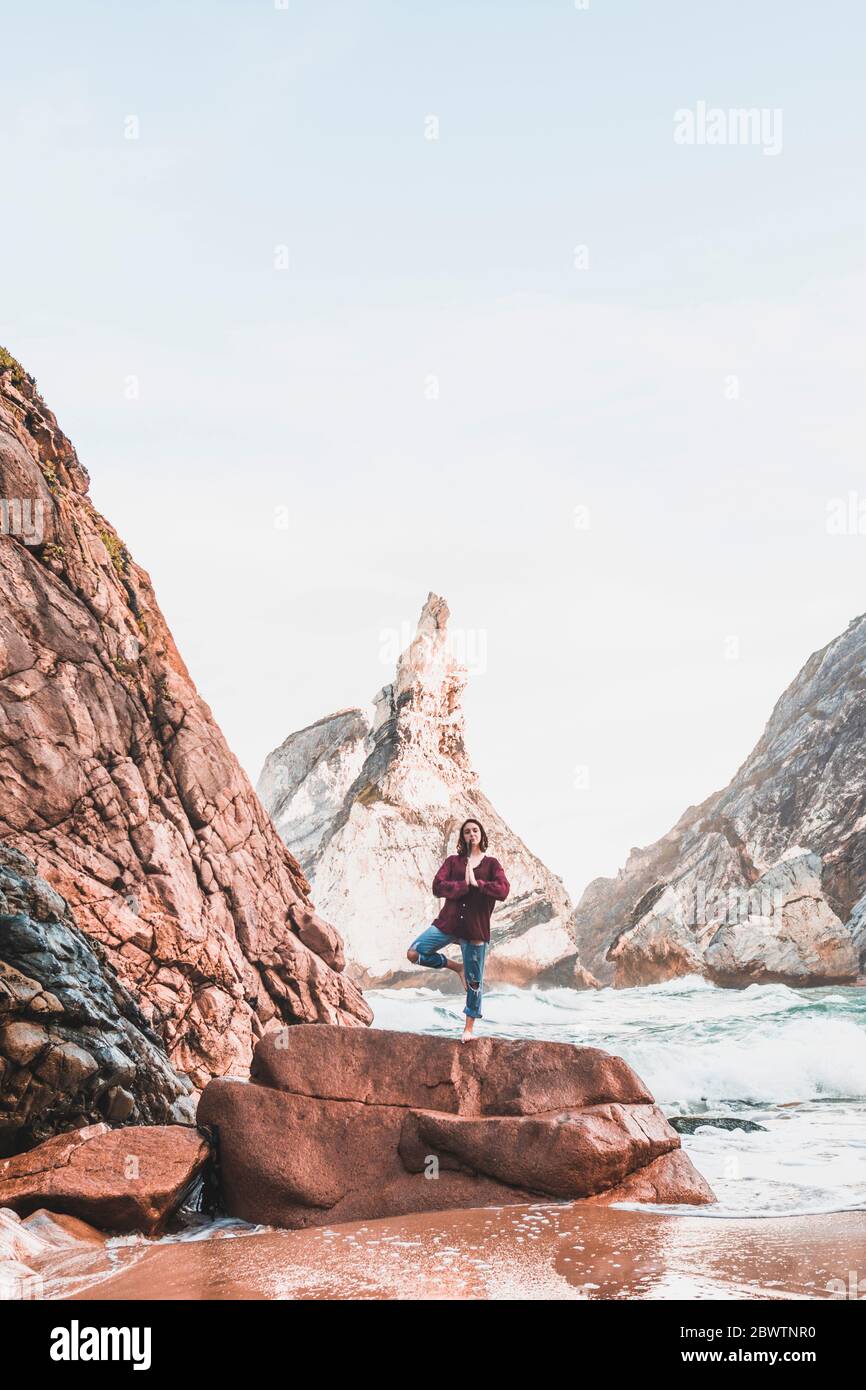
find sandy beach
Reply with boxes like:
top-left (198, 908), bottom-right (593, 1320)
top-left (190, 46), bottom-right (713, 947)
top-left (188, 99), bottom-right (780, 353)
top-left (28, 1204), bottom-right (864, 1302)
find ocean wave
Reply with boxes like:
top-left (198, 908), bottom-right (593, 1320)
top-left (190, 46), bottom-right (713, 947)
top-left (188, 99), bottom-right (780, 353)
top-left (368, 980), bottom-right (866, 1108)
top-left (629, 1017), bottom-right (866, 1106)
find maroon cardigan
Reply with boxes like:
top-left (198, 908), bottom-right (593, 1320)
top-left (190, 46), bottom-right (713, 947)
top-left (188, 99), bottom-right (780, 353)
top-left (432, 854), bottom-right (510, 943)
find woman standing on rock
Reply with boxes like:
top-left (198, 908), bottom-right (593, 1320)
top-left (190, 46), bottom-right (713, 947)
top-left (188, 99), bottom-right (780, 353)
top-left (406, 818), bottom-right (510, 1043)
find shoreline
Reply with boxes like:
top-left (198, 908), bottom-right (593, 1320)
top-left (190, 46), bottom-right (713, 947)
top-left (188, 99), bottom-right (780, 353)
top-left (34, 1203), bottom-right (866, 1302)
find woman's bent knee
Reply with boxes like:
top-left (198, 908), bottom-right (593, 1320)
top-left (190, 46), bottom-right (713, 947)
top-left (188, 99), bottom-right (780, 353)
top-left (407, 948), bottom-right (419, 964)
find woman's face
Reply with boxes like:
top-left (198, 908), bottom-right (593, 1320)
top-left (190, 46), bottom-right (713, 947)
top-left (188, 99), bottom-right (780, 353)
top-left (463, 822), bottom-right (482, 849)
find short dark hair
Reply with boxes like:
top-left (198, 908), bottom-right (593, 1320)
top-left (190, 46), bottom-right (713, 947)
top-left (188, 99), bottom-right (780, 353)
top-left (457, 818), bottom-right (489, 855)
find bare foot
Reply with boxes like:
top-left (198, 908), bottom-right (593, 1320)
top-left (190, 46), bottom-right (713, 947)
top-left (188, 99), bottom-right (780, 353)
top-left (460, 1019), bottom-right (475, 1044)
top-left (446, 958), bottom-right (465, 988)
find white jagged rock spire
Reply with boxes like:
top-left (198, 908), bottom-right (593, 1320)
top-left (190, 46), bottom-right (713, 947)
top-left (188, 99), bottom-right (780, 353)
top-left (259, 593), bottom-right (596, 989)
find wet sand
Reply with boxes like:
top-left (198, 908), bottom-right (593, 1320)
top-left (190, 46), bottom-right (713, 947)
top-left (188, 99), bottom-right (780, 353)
top-left (31, 1203), bottom-right (866, 1301)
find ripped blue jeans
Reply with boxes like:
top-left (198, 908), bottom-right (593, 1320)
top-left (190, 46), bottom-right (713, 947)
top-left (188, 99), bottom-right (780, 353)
top-left (408, 924), bottom-right (488, 1019)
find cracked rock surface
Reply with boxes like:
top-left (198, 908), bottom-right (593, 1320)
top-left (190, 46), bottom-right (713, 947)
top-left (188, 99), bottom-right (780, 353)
top-left (0, 1121), bottom-right (209, 1233)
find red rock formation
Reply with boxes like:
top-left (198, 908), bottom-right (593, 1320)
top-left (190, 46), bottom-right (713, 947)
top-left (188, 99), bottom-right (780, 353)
top-left (199, 1026), bottom-right (715, 1227)
top-left (0, 353), bottom-right (370, 1091)
top-left (250, 1024), bottom-right (652, 1114)
top-left (0, 1122), bottom-right (208, 1234)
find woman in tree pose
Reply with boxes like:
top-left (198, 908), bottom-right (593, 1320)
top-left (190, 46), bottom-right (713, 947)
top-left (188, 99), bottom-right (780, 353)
top-left (406, 817), bottom-right (510, 1042)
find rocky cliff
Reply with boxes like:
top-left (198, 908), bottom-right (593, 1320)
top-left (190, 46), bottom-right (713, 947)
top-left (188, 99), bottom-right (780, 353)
top-left (571, 615), bottom-right (866, 987)
top-left (0, 352), bottom-right (370, 1091)
top-left (259, 594), bottom-right (596, 988)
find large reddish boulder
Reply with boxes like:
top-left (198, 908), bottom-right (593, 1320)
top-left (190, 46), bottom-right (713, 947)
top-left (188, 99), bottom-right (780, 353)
top-left (199, 1026), bottom-right (715, 1227)
top-left (0, 1122), bottom-right (209, 1233)
top-left (580, 1147), bottom-right (714, 1205)
top-left (250, 1025), bottom-right (653, 1115)
top-left (0, 354), bottom-right (370, 1091)
top-left (398, 1102), bottom-right (680, 1199)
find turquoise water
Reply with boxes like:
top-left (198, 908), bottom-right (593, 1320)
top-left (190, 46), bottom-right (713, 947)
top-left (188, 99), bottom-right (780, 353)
top-left (367, 976), bottom-right (866, 1218)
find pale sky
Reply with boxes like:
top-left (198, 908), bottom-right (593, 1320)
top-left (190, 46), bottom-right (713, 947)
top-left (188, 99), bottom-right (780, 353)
top-left (2, 1), bottom-right (865, 898)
